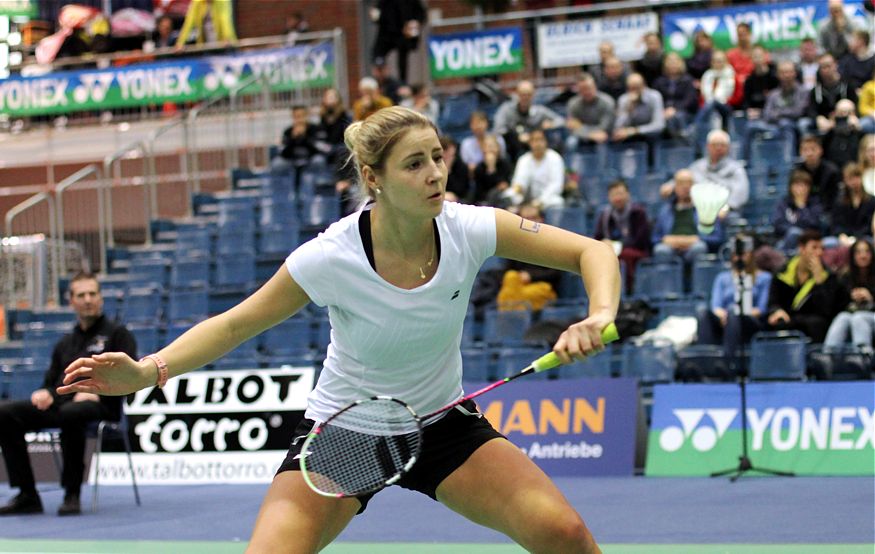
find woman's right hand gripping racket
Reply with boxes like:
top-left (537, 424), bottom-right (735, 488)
top-left (300, 323), bottom-right (620, 498)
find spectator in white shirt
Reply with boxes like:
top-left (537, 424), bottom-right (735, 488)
top-left (693, 50), bottom-right (736, 154)
top-left (503, 129), bottom-right (566, 210)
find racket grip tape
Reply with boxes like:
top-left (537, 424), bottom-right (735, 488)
top-left (531, 323), bottom-right (620, 372)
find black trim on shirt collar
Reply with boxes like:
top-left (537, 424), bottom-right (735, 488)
top-left (358, 208), bottom-right (441, 273)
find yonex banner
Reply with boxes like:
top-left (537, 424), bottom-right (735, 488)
top-left (0, 0), bottom-right (36, 17)
top-left (474, 377), bottom-right (637, 476)
top-left (0, 42), bottom-right (334, 117)
top-left (91, 367), bottom-right (314, 485)
top-left (428, 27), bottom-right (524, 79)
top-left (663, 1), bottom-right (870, 57)
top-left (646, 382), bottom-right (875, 476)
top-left (537, 13), bottom-right (659, 68)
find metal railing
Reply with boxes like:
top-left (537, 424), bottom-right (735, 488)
top-left (102, 140), bottom-right (152, 248)
top-left (56, 164), bottom-right (106, 275)
top-left (3, 193), bottom-right (58, 308)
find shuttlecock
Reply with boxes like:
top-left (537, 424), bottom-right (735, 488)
top-left (690, 182), bottom-right (730, 235)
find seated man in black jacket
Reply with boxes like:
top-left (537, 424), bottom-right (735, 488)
top-left (0, 273), bottom-right (137, 516)
top-left (766, 230), bottom-right (847, 342)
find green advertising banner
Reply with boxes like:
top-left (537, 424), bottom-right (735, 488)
top-left (663, 1), bottom-right (871, 57)
top-left (646, 382), bottom-right (875, 476)
top-left (428, 27), bottom-right (524, 79)
top-left (0, 0), bottom-right (36, 18)
top-left (0, 43), bottom-right (335, 117)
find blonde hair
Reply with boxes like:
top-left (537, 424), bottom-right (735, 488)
top-left (858, 134), bottom-right (874, 170)
top-left (344, 106), bottom-right (438, 201)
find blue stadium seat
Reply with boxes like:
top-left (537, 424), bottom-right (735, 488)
top-left (128, 325), bottom-right (160, 356)
top-left (676, 344), bottom-right (733, 382)
top-left (544, 205), bottom-right (588, 236)
top-left (540, 304), bottom-right (587, 324)
top-left (633, 257), bottom-right (684, 299)
top-left (651, 295), bottom-right (706, 321)
top-left (212, 339), bottom-right (259, 370)
top-left (4, 368), bottom-right (45, 400)
top-left (258, 223), bottom-right (300, 256)
top-left (461, 348), bottom-right (492, 381)
top-left (439, 93), bottom-right (479, 133)
top-left (495, 347), bottom-right (552, 380)
top-left (461, 312), bottom-right (480, 348)
top-left (655, 143), bottom-right (695, 174)
top-left (558, 346), bottom-right (615, 379)
top-left (749, 331), bottom-right (810, 380)
top-left (167, 289), bottom-right (209, 323)
top-left (691, 255), bottom-right (728, 299)
top-left (214, 253), bottom-right (256, 289)
top-left (261, 317), bottom-right (312, 357)
top-left (174, 226), bottom-right (213, 257)
top-left (482, 308), bottom-right (533, 346)
top-left (557, 272), bottom-right (587, 300)
top-left (127, 258), bottom-right (169, 289)
top-left (259, 197), bottom-right (297, 228)
top-left (620, 340), bottom-right (676, 384)
top-left (170, 256), bottom-right (210, 290)
top-left (123, 287), bottom-right (164, 324)
top-left (303, 194), bottom-right (340, 228)
top-left (216, 226), bottom-right (256, 256)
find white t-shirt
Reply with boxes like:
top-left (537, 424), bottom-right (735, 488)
top-left (507, 149), bottom-right (566, 209)
top-left (286, 202), bottom-right (497, 422)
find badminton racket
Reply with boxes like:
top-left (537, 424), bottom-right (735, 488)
top-left (300, 323), bottom-right (620, 498)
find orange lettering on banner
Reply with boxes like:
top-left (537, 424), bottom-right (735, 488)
top-left (503, 400), bottom-right (537, 435)
top-left (573, 398), bottom-right (605, 434)
top-left (539, 399), bottom-right (571, 434)
top-left (482, 400), bottom-right (503, 430)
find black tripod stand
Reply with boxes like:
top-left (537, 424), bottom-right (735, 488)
top-left (711, 236), bottom-right (795, 482)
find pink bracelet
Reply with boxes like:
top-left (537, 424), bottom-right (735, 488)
top-left (140, 354), bottom-right (169, 389)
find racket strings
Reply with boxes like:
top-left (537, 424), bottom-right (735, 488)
top-left (303, 398), bottom-right (422, 496)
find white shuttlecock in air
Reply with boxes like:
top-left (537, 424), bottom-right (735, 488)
top-left (690, 182), bottom-right (730, 235)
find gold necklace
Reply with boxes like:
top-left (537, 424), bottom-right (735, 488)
top-left (418, 230), bottom-right (435, 279)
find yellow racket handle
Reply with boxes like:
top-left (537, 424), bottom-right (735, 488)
top-left (531, 323), bottom-right (620, 372)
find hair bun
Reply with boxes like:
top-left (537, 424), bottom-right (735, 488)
top-left (344, 121), bottom-right (364, 153)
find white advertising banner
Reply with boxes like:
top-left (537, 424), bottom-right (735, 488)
top-left (91, 366), bottom-right (314, 485)
top-left (536, 13), bottom-right (659, 68)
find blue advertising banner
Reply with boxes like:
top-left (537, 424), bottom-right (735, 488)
top-left (428, 27), bottom-right (524, 79)
top-left (662, 1), bottom-right (870, 56)
top-left (0, 42), bottom-right (335, 117)
top-left (646, 382), bottom-right (875, 476)
top-left (472, 377), bottom-right (638, 476)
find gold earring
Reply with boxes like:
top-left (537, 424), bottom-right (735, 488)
top-left (375, 187), bottom-right (382, 195)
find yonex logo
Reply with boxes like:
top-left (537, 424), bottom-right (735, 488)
top-left (659, 409), bottom-right (737, 452)
top-left (451, 290), bottom-right (460, 300)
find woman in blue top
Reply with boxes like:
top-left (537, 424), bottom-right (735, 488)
top-left (697, 234), bottom-right (772, 359)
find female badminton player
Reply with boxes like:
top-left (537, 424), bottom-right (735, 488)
top-left (59, 106), bottom-right (619, 553)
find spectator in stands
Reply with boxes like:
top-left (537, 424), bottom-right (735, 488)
top-left (742, 45), bottom-right (779, 118)
top-left (824, 237), bottom-right (875, 352)
top-left (371, 61), bottom-right (406, 105)
top-left (593, 180), bottom-right (651, 293)
top-left (370, 0), bottom-right (426, 84)
top-left (271, 105), bottom-right (324, 174)
top-left (839, 30), bottom-right (875, 93)
top-left (688, 130), bottom-right (749, 213)
top-left (460, 111), bottom-right (507, 173)
top-left (564, 73), bottom-right (615, 151)
top-left (860, 78), bottom-right (875, 134)
top-left (693, 50), bottom-right (736, 153)
top-left (472, 135), bottom-right (514, 206)
top-left (400, 84), bottom-right (440, 123)
top-left (745, 60), bottom-right (809, 160)
top-left (652, 52), bottom-right (699, 140)
top-left (612, 73), bottom-right (665, 163)
top-left (496, 204), bottom-right (562, 312)
top-left (588, 40), bottom-right (622, 82)
top-left (596, 56), bottom-right (629, 101)
top-left (766, 229), bottom-right (846, 343)
top-left (697, 234), bottom-right (771, 358)
top-left (284, 12), bottom-right (309, 46)
top-left (686, 30), bottom-right (714, 82)
top-left (861, 134), bottom-right (875, 195)
top-left (652, 169), bottom-right (725, 262)
top-left (824, 99), bottom-right (864, 169)
top-left (440, 135), bottom-right (471, 202)
top-left (795, 134), bottom-right (842, 212)
top-left (502, 129), bottom-right (566, 210)
top-left (175, 0), bottom-right (237, 50)
top-left (493, 80), bottom-right (564, 161)
top-left (803, 53), bottom-right (858, 136)
top-left (635, 32), bottom-right (665, 86)
top-left (0, 273), bottom-right (137, 516)
top-left (830, 163), bottom-right (875, 247)
top-left (353, 77), bottom-right (393, 121)
top-left (819, 0), bottom-right (858, 60)
top-left (314, 88), bottom-right (352, 162)
top-left (152, 15), bottom-right (178, 49)
top-left (271, 105), bottom-right (325, 175)
top-left (727, 22), bottom-right (758, 83)
top-left (796, 37), bottom-right (821, 90)
top-left (771, 171), bottom-right (826, 253)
